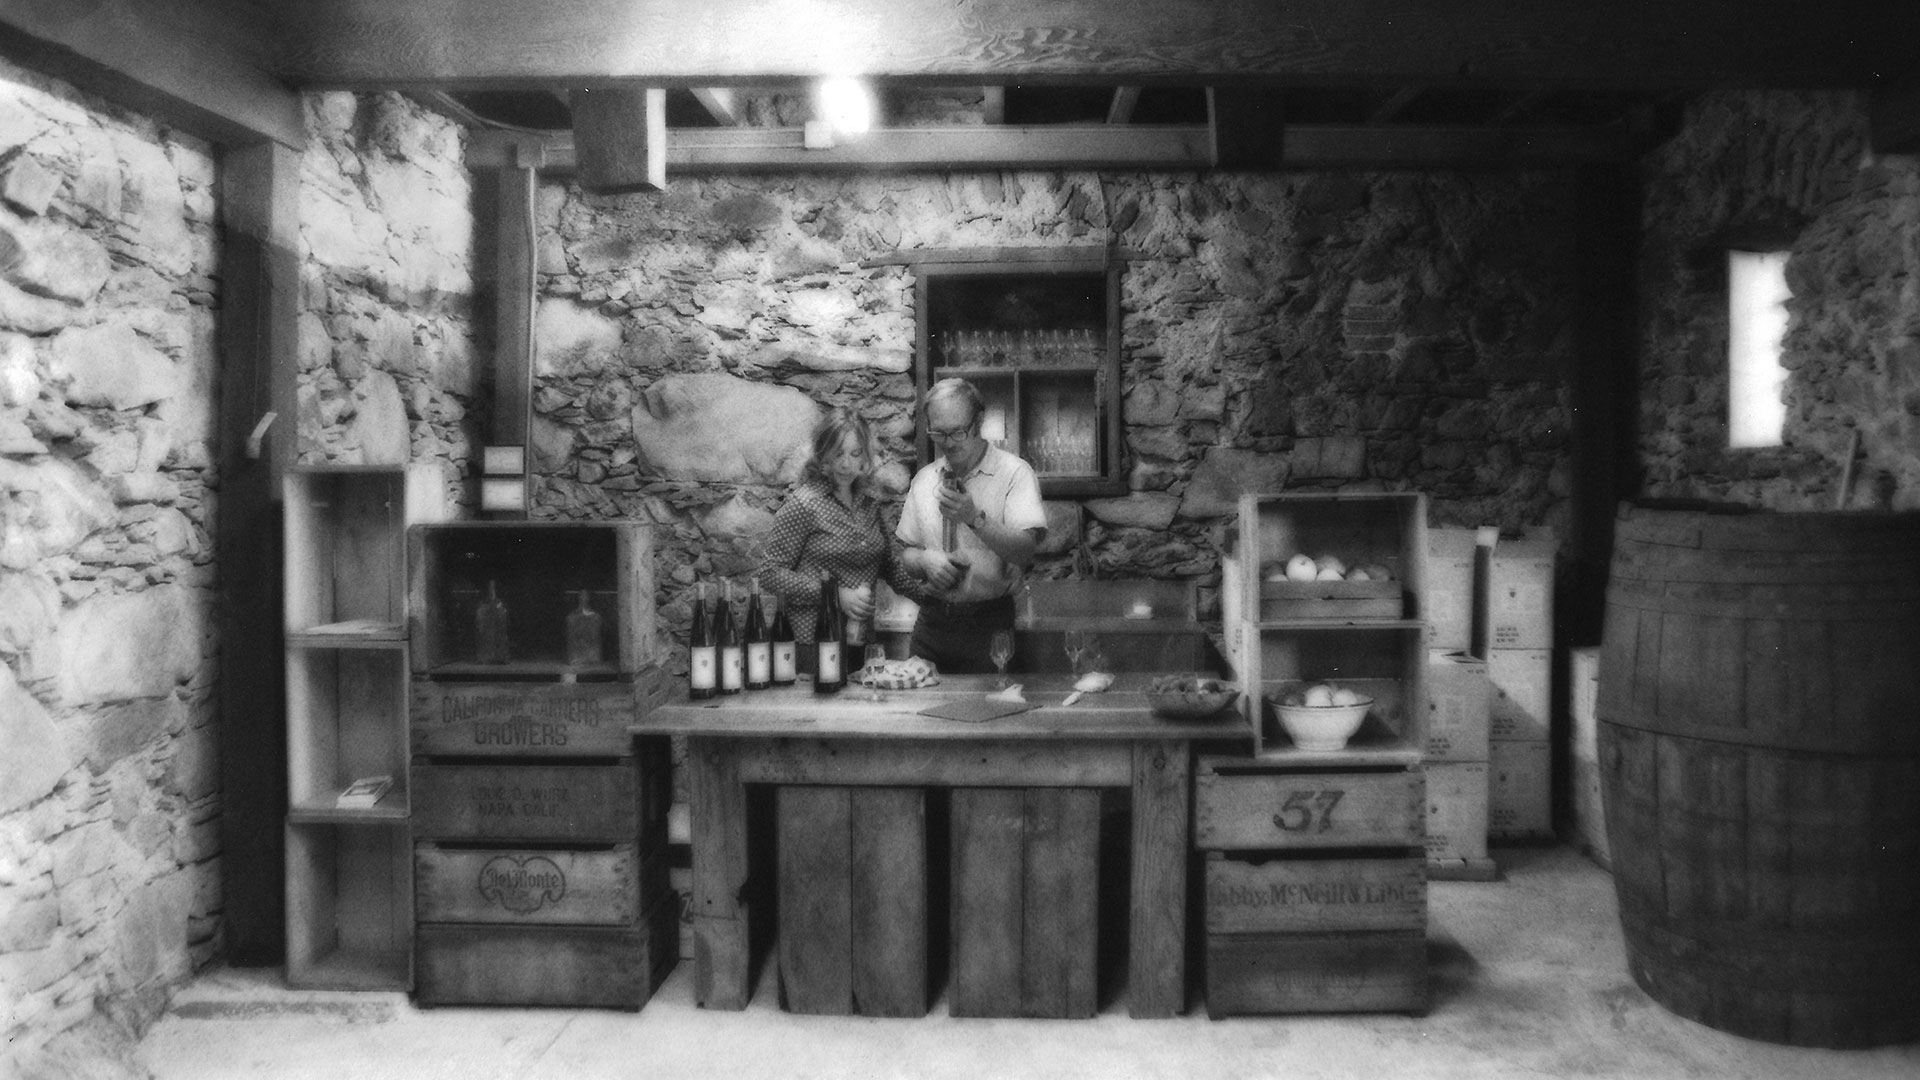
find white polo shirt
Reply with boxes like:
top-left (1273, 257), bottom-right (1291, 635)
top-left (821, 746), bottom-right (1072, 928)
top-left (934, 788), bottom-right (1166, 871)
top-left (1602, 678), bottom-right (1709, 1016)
top-left (897, 444), bottom-right (1048, 604)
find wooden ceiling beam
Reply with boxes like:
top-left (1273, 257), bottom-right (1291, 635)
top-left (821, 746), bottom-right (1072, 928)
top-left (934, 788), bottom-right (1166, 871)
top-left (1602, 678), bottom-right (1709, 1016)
top-left (0, 0), bottom-right (303, 147)
top-left (1107, 87), bottom-right (1143, 125)
top-left (468, 122), bottom-right (1626, 173)
top-left (278, 0), bottom-right (1913, 91)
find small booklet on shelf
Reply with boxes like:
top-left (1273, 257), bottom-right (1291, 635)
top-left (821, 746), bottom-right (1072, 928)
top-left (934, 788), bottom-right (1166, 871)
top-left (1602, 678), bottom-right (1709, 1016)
top-left (335, 775), bottom-right (394, 809)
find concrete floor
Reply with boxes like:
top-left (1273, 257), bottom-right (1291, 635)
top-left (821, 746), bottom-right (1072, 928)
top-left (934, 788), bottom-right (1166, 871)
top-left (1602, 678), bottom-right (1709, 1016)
top-left (139, 846), bottom-right (1920, 1080)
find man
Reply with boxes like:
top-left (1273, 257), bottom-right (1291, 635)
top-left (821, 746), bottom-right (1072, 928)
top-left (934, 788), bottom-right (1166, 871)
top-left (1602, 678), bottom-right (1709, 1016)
top-left (896, 377), bottom-right (1048, 673)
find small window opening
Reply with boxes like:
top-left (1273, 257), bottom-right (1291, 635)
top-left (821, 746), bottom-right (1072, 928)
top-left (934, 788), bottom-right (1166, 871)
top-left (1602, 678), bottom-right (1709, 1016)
top-left (1727, 249), bottom-right (1790, 449)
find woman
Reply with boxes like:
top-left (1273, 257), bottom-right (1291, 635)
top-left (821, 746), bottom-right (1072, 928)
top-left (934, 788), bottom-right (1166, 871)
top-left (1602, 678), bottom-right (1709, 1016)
top-left (760, 407), bottom-right (927, 665)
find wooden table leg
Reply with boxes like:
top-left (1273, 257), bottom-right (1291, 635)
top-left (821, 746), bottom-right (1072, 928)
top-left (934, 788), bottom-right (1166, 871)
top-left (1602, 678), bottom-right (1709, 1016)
top-left (688, 737), bottom-right (751, 1009)
top-left (1129, 739), bottom-right (1188, 1018)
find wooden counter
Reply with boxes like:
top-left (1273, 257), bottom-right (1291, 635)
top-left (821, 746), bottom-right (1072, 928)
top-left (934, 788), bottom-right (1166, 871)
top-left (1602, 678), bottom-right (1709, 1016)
top-left (636, 674), bottom-right (1247, 1018)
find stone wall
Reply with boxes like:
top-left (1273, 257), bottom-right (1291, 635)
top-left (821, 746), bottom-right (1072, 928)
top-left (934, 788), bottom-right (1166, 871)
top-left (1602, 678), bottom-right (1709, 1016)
top-left (532, 169), bottom-right (1581, 668)
top-left (296, 91), bottom-right (479, 502)
top-left (0, 58), bottom-right (222, 1075)
top-left (1638, 90), bottom-right (1920, 510)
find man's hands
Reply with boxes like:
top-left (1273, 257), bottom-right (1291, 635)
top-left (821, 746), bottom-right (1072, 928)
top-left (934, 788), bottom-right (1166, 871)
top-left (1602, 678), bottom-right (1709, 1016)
top-left (909, 547), bottom-right (969, 591)
top-left (936, 482), bottom-right (981, 531)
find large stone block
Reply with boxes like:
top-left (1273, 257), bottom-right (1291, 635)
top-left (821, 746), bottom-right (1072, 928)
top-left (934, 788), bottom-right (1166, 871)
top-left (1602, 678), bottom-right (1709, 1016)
top-left (1084, 492), bottom-right (1181, 531)
top-left (1, 153), bottom-right (59, 217)
top-left (1292, 435), bottom-right (1368, 479)
top-left (0, 569), bottom-right (60, 654)
top-left (341, 369), bottom-right (410, 465)
top-left (51, 323), bottom-right (177, 410)
top-left (534, 297), bottom-right (624, 376)
top-left (107, 128), bottom-right (191, 278)
top-left (0, 457), bottom-right (116, 568)
top-left (0, 212), bottom-right (110, 303)
top-left (54, 585), bottom-right (206, 706)
top-left (751, 339), bottom-right (911, 374)
top-left (0, 663), bottom-right (66, 813)
top-left (0, 276), bottom-right (78, 334)
top-left (1178, 448), bottom-right (1290, 518)
top-left (630, 372), bottom-right (819, 484)
top-left (66, 691), bottom-right (188, 768)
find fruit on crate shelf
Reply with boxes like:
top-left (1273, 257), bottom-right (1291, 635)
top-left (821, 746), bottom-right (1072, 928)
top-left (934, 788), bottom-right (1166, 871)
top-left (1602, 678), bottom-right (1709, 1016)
top-left (1284, 554), bottom-right (1318, 581)
top-left (1316, 555), bottom-right (1347, 577)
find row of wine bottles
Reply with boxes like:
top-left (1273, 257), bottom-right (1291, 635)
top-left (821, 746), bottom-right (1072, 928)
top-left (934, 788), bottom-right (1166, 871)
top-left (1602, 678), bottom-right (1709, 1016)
top-left (687, 573), bottom-right (867, 699)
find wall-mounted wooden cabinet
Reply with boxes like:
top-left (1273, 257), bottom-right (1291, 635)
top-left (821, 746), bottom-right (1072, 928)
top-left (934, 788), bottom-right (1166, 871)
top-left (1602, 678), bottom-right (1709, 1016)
top-left (912, 250), bottom-right (1125, 498)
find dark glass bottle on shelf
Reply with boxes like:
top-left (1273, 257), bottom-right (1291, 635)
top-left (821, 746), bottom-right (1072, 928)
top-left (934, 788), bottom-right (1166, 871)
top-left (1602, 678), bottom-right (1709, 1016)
top-left (717, 580), bottom-right (743, 696)
top-left (769, 593), bottom-right (797, 687)
top-left (744, 578), bottom-right (771, 691)
top-left (813, 572), bottom-right (843, 694)
top-left (475, 580), bottom-right (510, 664)
top-left (565, 590), bottom-right (603, 667)
top-left (688, 582), bottom-right (716, 700)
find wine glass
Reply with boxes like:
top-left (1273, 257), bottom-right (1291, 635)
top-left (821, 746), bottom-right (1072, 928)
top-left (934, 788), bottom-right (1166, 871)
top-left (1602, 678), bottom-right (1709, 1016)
top-left (1063, 629), bottom-right (1088, 675)
top-left (989, 630), bottom-right (1015, 688)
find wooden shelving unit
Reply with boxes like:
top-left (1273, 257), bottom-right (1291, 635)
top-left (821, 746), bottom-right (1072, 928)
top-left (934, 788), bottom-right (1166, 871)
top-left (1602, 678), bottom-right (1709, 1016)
top-left (1204, 492), bottom-right (1432, 1015)
top-left (283, 464), bottom-right (449, 990)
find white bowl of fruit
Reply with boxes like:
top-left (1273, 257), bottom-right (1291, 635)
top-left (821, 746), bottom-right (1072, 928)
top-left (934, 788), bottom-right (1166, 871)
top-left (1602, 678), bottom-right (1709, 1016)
top-left (1270, 682), bottom-right (1373, 751)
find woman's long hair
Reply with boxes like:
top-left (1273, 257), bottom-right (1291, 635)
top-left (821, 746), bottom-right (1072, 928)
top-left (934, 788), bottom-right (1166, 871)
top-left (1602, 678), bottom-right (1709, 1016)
top-left (800, 406), bottom-right (878, 500)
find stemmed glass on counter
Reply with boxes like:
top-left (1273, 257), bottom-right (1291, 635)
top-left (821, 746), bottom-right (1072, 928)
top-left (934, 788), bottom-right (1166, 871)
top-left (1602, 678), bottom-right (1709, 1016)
top-left (989, 630), bottom-right (1015, 688)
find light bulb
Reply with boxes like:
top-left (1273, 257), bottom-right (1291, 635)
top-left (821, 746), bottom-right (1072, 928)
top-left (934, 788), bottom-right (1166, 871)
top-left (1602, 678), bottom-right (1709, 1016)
top-left (818, 77), bottom-right (874, 135)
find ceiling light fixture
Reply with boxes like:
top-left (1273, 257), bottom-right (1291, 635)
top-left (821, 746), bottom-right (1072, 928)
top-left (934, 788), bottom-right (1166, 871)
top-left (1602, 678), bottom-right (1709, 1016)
top-left (817, 76), bottom-right (875, 136)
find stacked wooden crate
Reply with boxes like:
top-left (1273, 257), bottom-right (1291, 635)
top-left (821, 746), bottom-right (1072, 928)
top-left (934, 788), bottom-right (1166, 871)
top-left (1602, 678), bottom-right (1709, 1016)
top-left (1421, 527), bottom-right (1495, 881)
top-left (1482, 530), bottom-right (1557, 842)
top-left (1209, 492), bottom-right (1430, 1017)
top-left (406, 522), bottom-right (676, 1009)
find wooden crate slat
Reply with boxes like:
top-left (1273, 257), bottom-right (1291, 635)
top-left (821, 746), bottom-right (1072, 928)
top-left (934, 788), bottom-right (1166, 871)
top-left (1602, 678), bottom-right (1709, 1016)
top-left (776, 786), bottom-right (854, 1015)
top-left (849, 788), bottom-right (928, 1018)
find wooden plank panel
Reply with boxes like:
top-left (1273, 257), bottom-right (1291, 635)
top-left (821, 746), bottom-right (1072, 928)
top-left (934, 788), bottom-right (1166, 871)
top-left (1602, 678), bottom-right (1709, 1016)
top-left (280, 0), bottom-right (1915, 89)
top-left (1195, 768), bottom-right (1424, 850)
top-left (949, 787), bottom-right (1024, 1018)
top-left (850, 788), bottom-right (927, 1017)
top-left (777, 787), bottom-right (853, 1015)
top-left (410, 681), bottom-right (636, 757)
top-left (414, 922), bottom-right (670, 1010)
top-left (737, 738), bottom-right (1132, 787)
top-left (1020, 788), bottom-right (1099, 1019)
top-left (1206, 855), bottom-right (1426, 935)
top-left (688, 738), bottom-right (751, 1009)
top-left (1129, 739), bottom-right (1189, 1018)
top-left (410, 762), bottom-right (637, 842)
top-left (1205, 930), bottom-right (1427, 1017)
top-left (414, 843), bottom-right (641, 926)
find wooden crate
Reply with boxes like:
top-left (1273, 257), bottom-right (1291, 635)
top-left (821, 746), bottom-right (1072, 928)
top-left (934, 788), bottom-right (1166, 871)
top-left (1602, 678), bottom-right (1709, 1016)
top-left (949, 787), bottom-right (1101, 1019)
top-left (285, 822), bottom-right (412, 990)
top-left (775, 787), bottom-right (928, 1017)
top-left (411, 680), bottom-right (638, 758)
top-left (1195, 759), bottom-right (1425, 851)
top-left (414, 841), bottom-right (669, 926)
top-left (410, 760), bottom-right (640, 843)
top-left (1205, 930), bottom-right (1428, 1017)
top-left (1256, 579), bottom-right (1403, 621)
top-left (1235, 623), bottom-right (1429, 757)
top-left (1230, 492), bottom-right (1428, 624)
top-left (287, 646), bottom-right (411, 816)
top-left (1205, 853), bottom-right (1426, 935)
top-left (408, 521), bottom-right (656, 677)
top-left (413, 908), bottom-right (676, 1010)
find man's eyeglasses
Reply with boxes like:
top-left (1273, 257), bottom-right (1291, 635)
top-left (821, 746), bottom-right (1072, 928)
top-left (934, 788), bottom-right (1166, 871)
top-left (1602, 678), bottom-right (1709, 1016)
top-left (927, 421), bottom-right (976, 443)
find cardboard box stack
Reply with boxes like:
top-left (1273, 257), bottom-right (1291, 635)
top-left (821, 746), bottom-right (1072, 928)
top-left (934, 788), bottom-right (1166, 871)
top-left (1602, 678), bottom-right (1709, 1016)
top-left (1567, 646), bottom-right (1607, 868)
top-left (1482, 529), bottom-right (1558, 842)
top-left (1422, 527), bottom-right (1495, 880)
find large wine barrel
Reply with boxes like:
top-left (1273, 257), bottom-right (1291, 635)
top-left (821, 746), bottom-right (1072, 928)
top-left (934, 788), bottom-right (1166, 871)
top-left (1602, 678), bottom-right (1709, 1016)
top-left (1598, 502), bottom-right (1920, 1048)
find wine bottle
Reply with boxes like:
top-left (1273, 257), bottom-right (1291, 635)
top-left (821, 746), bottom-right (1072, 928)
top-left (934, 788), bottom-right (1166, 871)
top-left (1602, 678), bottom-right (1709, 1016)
top-left (688, 582), bottom-right (716, 700)
top-left (744, 577), bottom-right (771, 691)
top-left (476, 580), bottom-right (510, 664)
top-left (717, 579), bottom-right (744, 696)
top-left (565, 589), bottom-right (603, 667)
top-left (814, 572), bottom-right (843, 693)
top-left (769, 593), bottom-right (797, 687)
